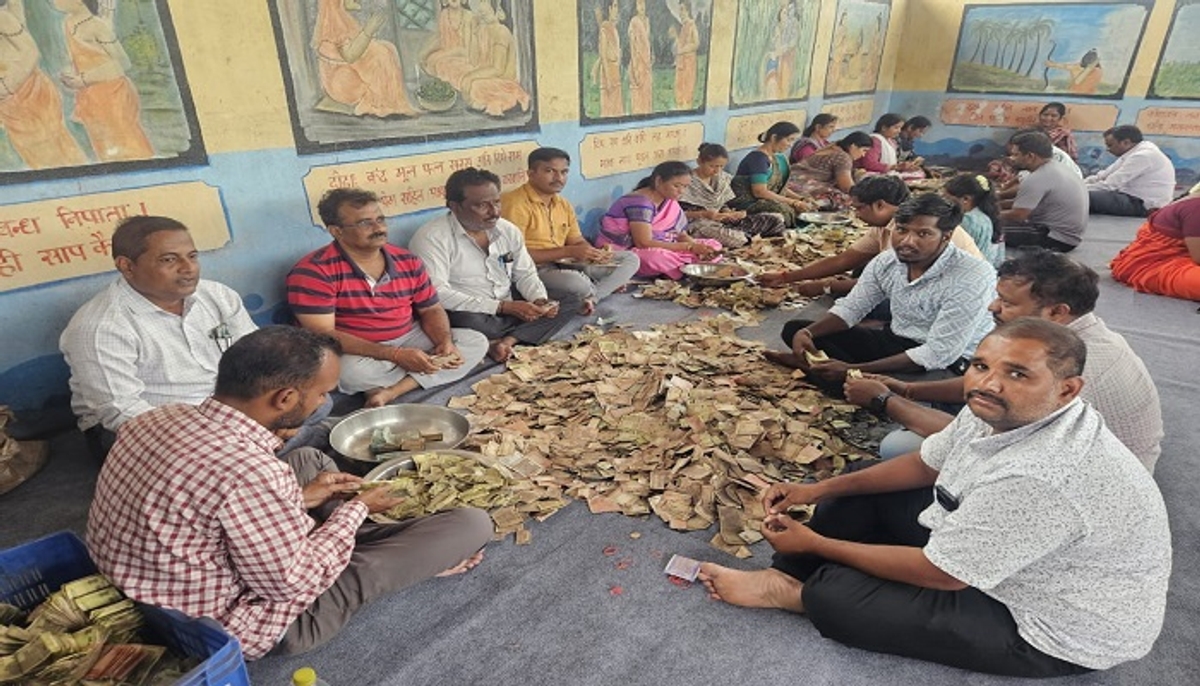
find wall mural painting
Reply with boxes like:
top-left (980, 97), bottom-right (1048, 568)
top-left (578, 0), bottom-right (713, 123)
top-left (1150, 0), bottom-right (1200, 100)
top-left (948, 2), bottom-right (1151, 99)
top-left (0, 0), bottom-right (203, 184)
top-left (729, 0), bottom-right (820, 107)
top-left (270, 0), bottom-right (537, 154)
top-left (824, 0), bottom-right (890, 98)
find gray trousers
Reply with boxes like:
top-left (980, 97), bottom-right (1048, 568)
top-left (272, 449), bottom-right (494, 655)
top-left (337, 326), bottom-right (490, 394)
top-left (536, 250), bottom-right (640, 303)
top-left (448, 296), bottom-right (579, 346)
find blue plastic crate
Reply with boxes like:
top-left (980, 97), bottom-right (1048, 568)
top-left (0, 531), bottom-right (251, 686)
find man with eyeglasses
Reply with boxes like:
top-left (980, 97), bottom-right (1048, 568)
top-left (61, 215), bottom-right (271, 459)
top-left (287, 188), bottom-right (489, 408)
top-left (409, 167), bottom-right (578, 363)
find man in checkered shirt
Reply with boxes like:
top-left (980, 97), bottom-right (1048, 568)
top-left (87, 327), bottom-right (493, 659)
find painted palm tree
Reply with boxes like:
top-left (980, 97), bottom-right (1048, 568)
top-left (1024, 18), bottom-right (1055, 78)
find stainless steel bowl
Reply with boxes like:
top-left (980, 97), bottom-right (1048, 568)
top-left (681, 262), bottom-right (751, 287)
top-left (799, 212), bottom-right (853, 226)
top-left (362, 449), bottom-right (490, 481)
top-left (329, 404), bottom-right (470, 464)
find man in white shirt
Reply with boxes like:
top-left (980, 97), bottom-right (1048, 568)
top-left (409, 168), bottom-right (578, 363)
top-left (699, 318), bottom-right (1171, 677)
top-left (60, 216), bottom-right (328, 459)
top-left (844, 249), bottom-right (1164, 471)
top-left (1085, 125), bottom-right (1176, 217)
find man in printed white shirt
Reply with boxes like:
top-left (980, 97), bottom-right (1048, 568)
top-left (699, 318), bottom-right (1171, 677)
top-left (1086, 125), bottom-right (1176, 217)
top-left (409, 167), bottom-right (578, 363)
top-left (59, 216), bottom-right (327, 458)
top-left (843, 248), bottom-right (1164, 471)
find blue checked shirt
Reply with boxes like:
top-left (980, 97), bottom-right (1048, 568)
top-left (829, 243), bottom-right (996, 370)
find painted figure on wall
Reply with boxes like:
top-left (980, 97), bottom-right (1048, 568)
top-left (271, 0), bottom-right (537, 152)
top-left (825, 0), bottom-right (891, 97)
top-left (53, 0), bottom-right (153, 162)
top-left (0, 0), bottom-right (87, 168)
top-left (948, 3), bottom-right (1148, 98)
top-left (672, 0), bottom-right (699, 110)
top-left (420, 0), bottom-right (475, 90)
top-left (579, 0), bottom-right (711, 121)
top-left (1150, 0), bottom-right (1200, 100)
top-left (459, 0), bottom-right (529, 117)
top-left (628, 0), bottom-right (652, 115)
top-left (731, 0), bottom-right (819, 106)
top-left (592, 0), bottom-right (623, 117)
top-left (1045, 49), bottom-right (1102, 95)
top-left (313, 0), bottom-right (416, 118)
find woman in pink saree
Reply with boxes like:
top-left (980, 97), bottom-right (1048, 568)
top-left (419, 0), bottom-right (475, 89)
top-left (313, 0), bottom-right (416, 117)
top-left (597, 161), bottom-right (722, 280)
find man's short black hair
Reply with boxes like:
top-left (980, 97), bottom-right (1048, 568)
top-left (528, 147), bottom-right (570, 168)
top-left (445, 167), bottom-right (502, 204)
top-left (1104, 125), bottom-right (1144, 145)
top-left (904, 115), bottom-right (932, 131)
top-left (988, 317), bottom-right (1087, 379)
top-left (1008, 131), bottom-right (1054, 159)
top-left (111, 216), bottom-right (189, 261)
top-left (997, 248), bottom-right (1099, 316)
top-left (215, 327), bottom-right (342, 400)
top-left (317, 188), bottom-right (379, 227)
top-left (849, 175), bottom-right (910, 206)
top-left (894, 192), bottom-right (963, 232)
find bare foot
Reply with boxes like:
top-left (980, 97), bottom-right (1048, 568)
top-left (579, 298), bottom-right (596, 316)
top-left (437, 550), bottom-right (485, 577)
top-left (364, 387), bottom-right (402, 408)
top-left (363, 378), bottom-right (420, 408)
top-left (697, 563), bottom-right (805, 612)
top-left (488, 339), bottom-right (515, 362)
top-left (763, 350), bottom-right (807, 369)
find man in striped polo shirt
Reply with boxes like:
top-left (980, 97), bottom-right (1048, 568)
top-left (287, 189), bottom-right (489, 407)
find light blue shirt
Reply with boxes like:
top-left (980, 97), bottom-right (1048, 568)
top-left (829, 243), bottom-right (995, 369)
top-left (959, 207), bottom-right (1005, 270)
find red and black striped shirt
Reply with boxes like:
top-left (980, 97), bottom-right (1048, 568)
top-left (286, 242), bottom-right (439, 343)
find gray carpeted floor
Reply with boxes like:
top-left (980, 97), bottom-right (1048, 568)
top-left (1, 215), bottom-right (1196, 685)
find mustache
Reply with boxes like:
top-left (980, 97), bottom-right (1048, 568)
top-left (966, 389), bottom-right (1007, 409)
top-left (370, 231), bottom-right (387, 239)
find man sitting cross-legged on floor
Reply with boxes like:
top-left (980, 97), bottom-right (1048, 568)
top-left (287, 188), bottom-right (489, 408)
top-left (701, 319), bottom-right (1171, 678)
top-left (844, 249), bottom-right (1163, 472)
top-left (1085, 125), bottom-right (1176, 218)
top-left (758, 176), bottom-right (983, 297)
top-left (500, 147), bottom-right (639, 315)
top-left (88, 327), bottom-right (493, 660)
top-left (60, 215), bottom-right (330, 458)
top-left (1000, 130), bottom-right (1089, 252)
top-left (410, 167), bottom-right (578, 363)
top-left (768, 193), bottom-right (995, 386)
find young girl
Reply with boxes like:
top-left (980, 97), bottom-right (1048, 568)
top-left (943, 174), bottom-right (1005, 269)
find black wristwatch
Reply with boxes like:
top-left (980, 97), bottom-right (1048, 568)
top-left (869, 390), bottom-right (897, 414)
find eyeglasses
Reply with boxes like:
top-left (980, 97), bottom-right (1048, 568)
top-left (339, 217), bottom-right (388, 231)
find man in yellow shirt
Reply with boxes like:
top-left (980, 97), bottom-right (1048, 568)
top-left (500, 147), bottom-right (640, 315)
